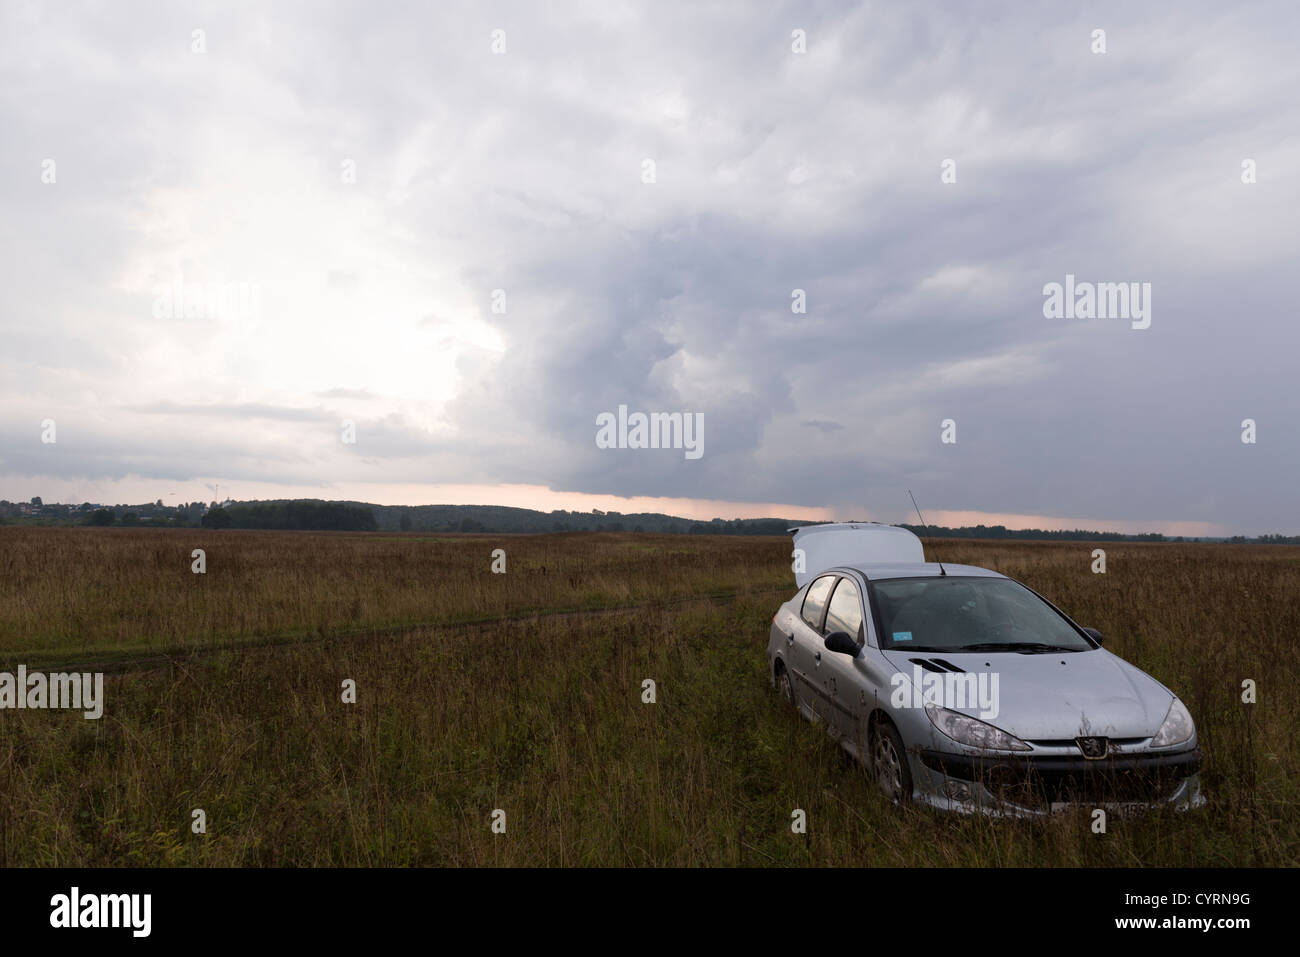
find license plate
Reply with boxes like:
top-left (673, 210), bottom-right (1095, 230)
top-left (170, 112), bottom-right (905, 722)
top-left (1050, 801), bottom-right (1149, 814)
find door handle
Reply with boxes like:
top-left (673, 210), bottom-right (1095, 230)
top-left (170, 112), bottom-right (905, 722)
top-left (814, 651), bottom-right (822, 663)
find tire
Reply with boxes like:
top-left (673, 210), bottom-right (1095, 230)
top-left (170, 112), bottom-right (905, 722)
top-left (871, 720), bottom-right (913, 805)
top-left (777, 665), bottom-right (798, 712)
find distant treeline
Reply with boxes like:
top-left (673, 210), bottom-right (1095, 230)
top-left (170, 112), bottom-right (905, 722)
top-left (374, 503), bottom-right (794, 535)
top-left (4, 497), bottom-right (1299, 542)
top-left (222, 501), bottom-right (796, 535)
top-left (896, 523), bottom-right (1173, 542)
top-left (207, 502), bottom-right (377, 531)
top-left (203, 502), bottom-right (1300, 542)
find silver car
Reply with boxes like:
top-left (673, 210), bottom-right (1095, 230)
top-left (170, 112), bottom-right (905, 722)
top-left (768, 523), bottom-right (1205, 817)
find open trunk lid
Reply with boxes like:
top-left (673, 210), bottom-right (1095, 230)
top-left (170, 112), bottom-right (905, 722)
top-left (791, 522), bottom-right (926, 586)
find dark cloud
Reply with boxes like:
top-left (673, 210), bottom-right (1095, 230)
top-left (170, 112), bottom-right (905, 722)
top-left (1, 1), bottom-right (1296, 533)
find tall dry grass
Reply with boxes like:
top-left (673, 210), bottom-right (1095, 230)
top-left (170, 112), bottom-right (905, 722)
top-left (0, 530), bottom-right (1295, 865)
top-left (0, 528), bottom-right (790, 663)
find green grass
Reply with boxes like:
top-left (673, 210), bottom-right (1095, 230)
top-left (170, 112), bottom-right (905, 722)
top-left (0, 529), bottom-right (1296, 865)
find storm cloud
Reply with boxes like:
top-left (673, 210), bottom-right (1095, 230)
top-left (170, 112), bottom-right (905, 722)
top-left (1, 1), bottom-right (1296, 533)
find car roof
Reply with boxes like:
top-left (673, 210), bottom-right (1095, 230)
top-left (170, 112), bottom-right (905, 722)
top-left (816, 562), bottom-right (1008, 583)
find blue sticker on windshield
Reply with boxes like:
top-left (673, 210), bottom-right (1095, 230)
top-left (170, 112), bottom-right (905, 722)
top-left (893, 631), bottom-right (913, 642)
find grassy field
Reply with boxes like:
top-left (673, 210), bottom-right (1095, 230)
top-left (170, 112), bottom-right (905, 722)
top-left (0, 528), bottom-right (1296, 866)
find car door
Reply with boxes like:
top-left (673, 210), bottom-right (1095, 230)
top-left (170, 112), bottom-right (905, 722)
top-left (818, 576), bottom-right (869, 744)
top-left (790, 574), bottom-right (835, 720)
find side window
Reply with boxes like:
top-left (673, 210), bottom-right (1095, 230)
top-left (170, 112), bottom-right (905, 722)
top-left (800, 576), bottom-right (835, 629)
top-left (824, 578), bottom-right (865, 644)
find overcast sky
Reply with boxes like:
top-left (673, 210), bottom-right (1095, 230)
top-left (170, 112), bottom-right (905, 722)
top-left (2, 1), bottom-right (1296, 534)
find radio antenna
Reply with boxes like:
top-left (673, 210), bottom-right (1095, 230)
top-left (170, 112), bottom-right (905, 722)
top-left (907, 489), bottom-right (946, 576)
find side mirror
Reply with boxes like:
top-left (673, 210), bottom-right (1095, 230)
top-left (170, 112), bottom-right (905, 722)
top-left (1081, 627), bottom-right (1104, 645)
top-left (824, 631), bottom-right (859, 657)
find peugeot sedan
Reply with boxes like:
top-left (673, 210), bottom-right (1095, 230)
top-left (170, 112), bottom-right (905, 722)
top-left (768, 523), bottom-right (1205, 817)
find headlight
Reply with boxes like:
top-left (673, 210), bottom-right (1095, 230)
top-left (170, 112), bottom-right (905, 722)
top-left (1150, 697), bottom-right (1195, 748)
top-left (925, 705), bottom-right (1031, 751)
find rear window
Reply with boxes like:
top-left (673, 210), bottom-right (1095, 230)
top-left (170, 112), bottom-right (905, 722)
top-left (801, 575), bottom-right (835, 629)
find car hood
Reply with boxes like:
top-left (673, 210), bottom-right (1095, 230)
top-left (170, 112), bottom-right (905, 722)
top-left (882, 647), bottom-right (1175, 740)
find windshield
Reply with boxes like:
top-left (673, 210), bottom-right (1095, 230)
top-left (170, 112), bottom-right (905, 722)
top-left (869, 576), bottom-right (1094, 653)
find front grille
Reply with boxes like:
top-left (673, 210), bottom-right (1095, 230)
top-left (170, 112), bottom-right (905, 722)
top-left (994, 766), bottom-right (1182, 805)
top-left (921, 748), bottom-right (1199, 806)
top-left (1028, 737), bottom-right (1147, 748)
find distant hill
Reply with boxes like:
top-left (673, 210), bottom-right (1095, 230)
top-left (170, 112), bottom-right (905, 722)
top-left (157, 500), bottom-right (1283, 542)
top-left (4, 497), bottom-right (1298, 542)
top-left (210, 501), bottom-right (377, 531)
top-left (225, 500), bottom-right (797, 535)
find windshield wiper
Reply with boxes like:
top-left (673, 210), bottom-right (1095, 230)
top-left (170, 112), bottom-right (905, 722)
top-left (949, 642), bottom-right (1066, 654)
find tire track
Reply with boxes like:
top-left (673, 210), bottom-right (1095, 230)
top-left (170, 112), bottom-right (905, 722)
top-left (8, 585), bottom-right (793, 676)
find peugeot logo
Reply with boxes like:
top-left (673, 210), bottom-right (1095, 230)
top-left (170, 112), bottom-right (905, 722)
top-left (1076, 736), bottom-right (1109, 759)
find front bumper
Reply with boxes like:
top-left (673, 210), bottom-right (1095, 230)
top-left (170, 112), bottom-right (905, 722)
top-left (912, 745), bottom-right (1205, 818)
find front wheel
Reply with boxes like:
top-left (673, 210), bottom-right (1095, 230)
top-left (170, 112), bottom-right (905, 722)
top-left (871, 721), bottom-right (913, 805)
